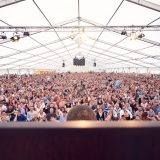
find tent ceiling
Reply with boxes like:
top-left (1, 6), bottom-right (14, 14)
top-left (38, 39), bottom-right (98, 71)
top-left (0, 0), bottom-right (159, 72)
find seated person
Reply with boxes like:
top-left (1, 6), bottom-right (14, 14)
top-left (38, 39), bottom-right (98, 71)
top-left (14, 110), bottom-right (26, 122)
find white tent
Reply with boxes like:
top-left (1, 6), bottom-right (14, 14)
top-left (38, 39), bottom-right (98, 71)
top-left (0, 0), bottom-right (159, 74)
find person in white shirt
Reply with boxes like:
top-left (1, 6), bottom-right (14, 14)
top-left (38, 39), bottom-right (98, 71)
top-left (37, 109), bottom-right (46, 122)
top-left (27, 106), bottom-right (38, 121)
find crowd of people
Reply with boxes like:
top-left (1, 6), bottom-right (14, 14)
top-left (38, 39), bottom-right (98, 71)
top-left (0, 72), bottom-right (160, 122)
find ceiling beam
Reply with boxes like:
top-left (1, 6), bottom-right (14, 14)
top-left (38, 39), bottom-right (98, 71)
top-left (0, 34), bottom-right (76, 59)
top-left (126, 0), bottom-right (160, 12)
top-left (8, 47), bottom-right (78, 69)
top-left (88, 36), bottom-right (158, 60)
top-left (0, 0), bottom-right (25, 8)
top-left (0, 25), bottom-right (159, 32)
top-left (82, 44), bottom-right (155, 68)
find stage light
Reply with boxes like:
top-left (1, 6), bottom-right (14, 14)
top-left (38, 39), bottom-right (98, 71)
top-left (0, 32), bottom-right (7, 40)
top-left (72, 28), bottom-right (88, 45)
top-left (121, 30), bottom-right (127, 35)
top-left (137, 33), bottom-right (145, 39)
top-left (23, 31), bottom-right (30, 36)
top-left (129, 32), bottom-right (137, 40)
top-left (75, 32), bottom-right (87, 45)
top-left (10, 33), bottom-right (20, 42)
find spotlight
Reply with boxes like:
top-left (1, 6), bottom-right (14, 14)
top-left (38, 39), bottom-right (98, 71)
top-left (10, 33), bottom-right (20, 42)
top-left (129, 32), bottom-right (137, 40)
top-left (23, 31), bottom-right (30, 36)
top-left (74, 29), bottom-right (88, 45)
top-left (0, 32), bottom-right (7, 40)
top-left (137, 33), bottom-right (145, 39)
top-left (121, 30), bottom-right (127, 35)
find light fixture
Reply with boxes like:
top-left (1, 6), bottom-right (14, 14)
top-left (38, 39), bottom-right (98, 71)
top-left (129, 32), bottom-right (137, 40)
top-left (72, 28), bottom-right (88, 45)
top-left (0, 32), bottom-right (7, 40)
top-left (75, 32), bottom-right (87, 45)
top-left (10, 32), bottom-right (20, 42)
top-left (137, 33), bottom-right (145, 39)
top-left (23, 31), bottom-right (30, 36)
top-left (121, 30), bottom-right (127, 35)
top-left (93, 62), bottom-right (96, 67)
top-left (70, 35), bottom-right (75, 40)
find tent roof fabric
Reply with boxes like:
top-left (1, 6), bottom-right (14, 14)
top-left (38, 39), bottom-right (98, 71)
top-left (0, 0), bottom-right (159, 73)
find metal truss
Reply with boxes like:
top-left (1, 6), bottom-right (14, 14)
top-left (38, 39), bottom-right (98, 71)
top-left (82, 43), bottom-right (158, 68)
top-left (0, 34), bottom-right (77, 59)
top-left (0, 25), bottom-right (159, 32)
top-left (32, 0), bottom-right (73, 59)
top-left (0, 44), bottom-right (77, 68)
top-left (0, 0), bottom-right (25, 8)
top-left (126, 0), bottom-right (160, 12)
top-left (81, 17), bottom-right (160, 47)
top-left (8, 46), bottom-right (78, 69)
top-left (88, 36), bottom-right (159, 60)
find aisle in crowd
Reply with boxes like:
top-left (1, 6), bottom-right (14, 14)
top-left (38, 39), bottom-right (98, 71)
top-left (0, 72), bottom-right (160, 122)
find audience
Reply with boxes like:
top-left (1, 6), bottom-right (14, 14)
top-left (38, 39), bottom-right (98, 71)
top-left (0, 72), bottom-right (160, 122)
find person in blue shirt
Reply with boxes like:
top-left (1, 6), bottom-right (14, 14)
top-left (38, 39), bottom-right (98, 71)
top-left (14, 110), bottom-right (26, 122)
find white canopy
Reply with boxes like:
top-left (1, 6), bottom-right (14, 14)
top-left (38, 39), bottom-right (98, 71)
top-left (0, 0), bottom-right (159, 74)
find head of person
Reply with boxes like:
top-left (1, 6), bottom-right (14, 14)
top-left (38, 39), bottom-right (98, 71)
top-left (138, 107), bottom-right (142, 111)
top-left (17, 104), bottom-right (21, 110)
top-left (49, 108), bottom-right (54, 114)
top-left (141, 112), bottom-right (148, 120)
top-left (67, 105), bottom-right (96, 121)
top-left (98, 108), bottom-right (103, 113)
top-left (63, 110), bottom-right (68, 117)
top-left (8, 105), bottom-right (13, 110)
top-left (149, 108), bottom-right (154, 113)
top-left (30, 106), bottom-right (34, 112)
top-left (15, 110), bottom-right (21, 116)
top-left (135, 115), bottom-right (141, 121)
top-left (124, 110), bottom-right (130, 119)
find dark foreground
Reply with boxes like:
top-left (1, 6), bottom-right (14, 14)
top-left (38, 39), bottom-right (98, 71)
top-left (0, 121), bottom-right (159, 160)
